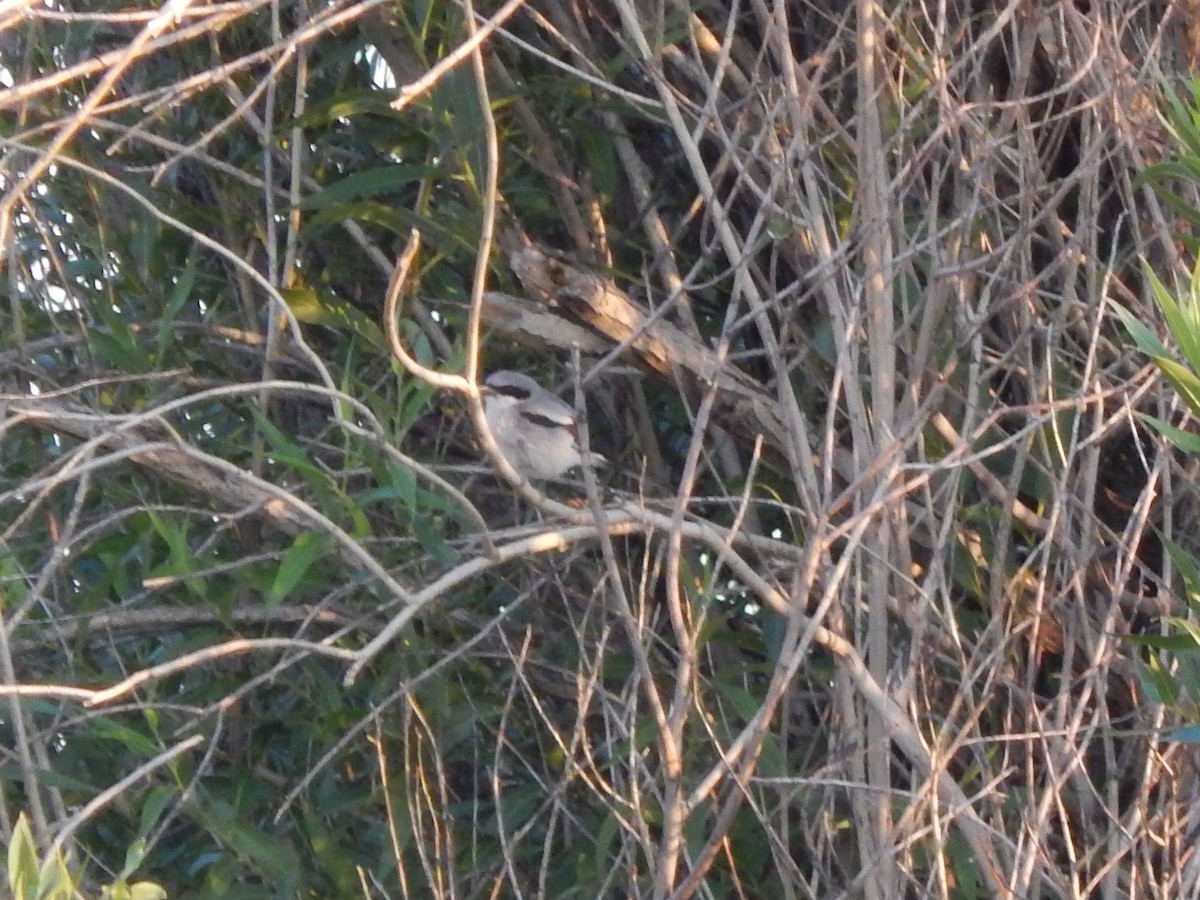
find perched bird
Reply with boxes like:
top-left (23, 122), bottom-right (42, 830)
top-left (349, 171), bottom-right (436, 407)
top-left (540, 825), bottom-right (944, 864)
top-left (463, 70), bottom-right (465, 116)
top-left (481, 370), bottom-right (605, 480)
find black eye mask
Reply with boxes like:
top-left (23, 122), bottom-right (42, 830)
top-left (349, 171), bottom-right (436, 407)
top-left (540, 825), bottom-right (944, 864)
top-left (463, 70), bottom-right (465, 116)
top-left (519, 409), bottom-right (578, 436)
top-left (485, 383), bottom-right (532, 401)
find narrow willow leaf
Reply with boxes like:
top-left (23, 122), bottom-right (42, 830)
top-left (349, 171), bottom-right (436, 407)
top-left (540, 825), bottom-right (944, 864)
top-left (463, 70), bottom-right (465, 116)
top-left (8, 813), bottom-right (38, 900)
top-left (1148, 265), bottom-right (1200, 371)
top-left (1112, 301), bottom-right (1168, 357)
top-left (269, 533), bottom-right (330, 607)
top-left (1167, 723), bottom-right (1200, 743)
top-left (1138, 414), bottom-right (1200, 453)
top-left (280, 287), bottom-right (386, 350)
top-left (1157, 356), bottom-right (1200, 418)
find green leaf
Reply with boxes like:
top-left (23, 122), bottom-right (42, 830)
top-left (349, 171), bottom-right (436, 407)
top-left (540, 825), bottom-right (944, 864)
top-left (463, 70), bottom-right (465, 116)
top-left (131, 884), bottom-right (168, 900)
top-left (710, 680), bottom-right (763, 722)
top-left (438, 67), bottom-right (487, 194)
top-left (224, 820), bottom-right (300, 886)
top-left (1139, 176), bottom-right (1200, 228)
top-left (1157, 356), bottom-right (1200, 418)
top-left (102, 882), bottom-right (168, 900)
top-left (389, 462), bottom-right (417, 511)
top-left (34, 841), bottom-right (76, 899)
top-left (144, 509), bottom-right (206, 602)
top-left (138, 786), bottom-right (175, 839)
top-left (1138, 414), bottom-right (1200, 453)
top-left (298, 165), bottom-right (438, 210)
top-left (157, 250), bottom-right (198, 361)
top-left (1148, 264), bottom-right (1200, 372)
top-left (293, 86), bottom-right (395, 127)
top-left (1135, 159), bottom-right (1200, 190)
top-left (247, 408), bottom-right (328, 478)
top-left (1161, 535), bottom-right (1200, 599)
top-left (1167, 723), bottom-right (1200, 742)
top-left (1169, 615), bottom-right (1200, 648)
top-left (92, 716), bottom-right (159, 756)
top-left (8, 813), bottom-right (38, 900)
top-left (583, 812), bottom-right (620, 887)
top-left (396, 377), bottom-right (439, 435)
top-left (119, 839), bottom-right (148, 883)
top-left (268, 532), bottom-right (330, 606)
top-left (1161, 77), bottom-right (1200, 155)
top-left (1111, 301), bottom-right (1168, 357)
top-left (581, 127), bottom-right (618, 200)
top-left (280, 288), bottom-right (386, 350)
top-left (1127, 632), bottom-right (1200, 652)
top-left (89, 327), bottom-right (148, 376)
top-left (1136, 652), bottom-right (1181, 707)
top-left (413, 515), bottom-right (456, 567)
top-left (189, 795), bottom-right (301, 890)
top-left (304, 199), bottom-right (467, 250)
top-left (945, 831), bottom-right (983, 900)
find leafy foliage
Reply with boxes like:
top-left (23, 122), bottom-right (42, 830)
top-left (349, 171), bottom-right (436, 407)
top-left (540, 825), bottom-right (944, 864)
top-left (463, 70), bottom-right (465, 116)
top-left (6, 813), bottom-right (166, 900)
top-left (1120, 83), bottom-right (1200, 741)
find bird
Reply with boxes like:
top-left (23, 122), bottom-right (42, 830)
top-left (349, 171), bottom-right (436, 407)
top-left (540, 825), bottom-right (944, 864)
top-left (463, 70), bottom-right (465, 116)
top-left (481, 370), bottom-right (606, 480)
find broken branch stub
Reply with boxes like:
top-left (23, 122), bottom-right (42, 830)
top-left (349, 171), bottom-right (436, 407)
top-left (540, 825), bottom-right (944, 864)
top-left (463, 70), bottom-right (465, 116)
top-left (499, 230), bottom-right (790, 463)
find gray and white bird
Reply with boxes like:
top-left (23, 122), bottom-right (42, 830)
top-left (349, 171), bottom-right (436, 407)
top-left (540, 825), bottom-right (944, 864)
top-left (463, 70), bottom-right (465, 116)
top-left (481, 370), bottom-right (605, 480)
